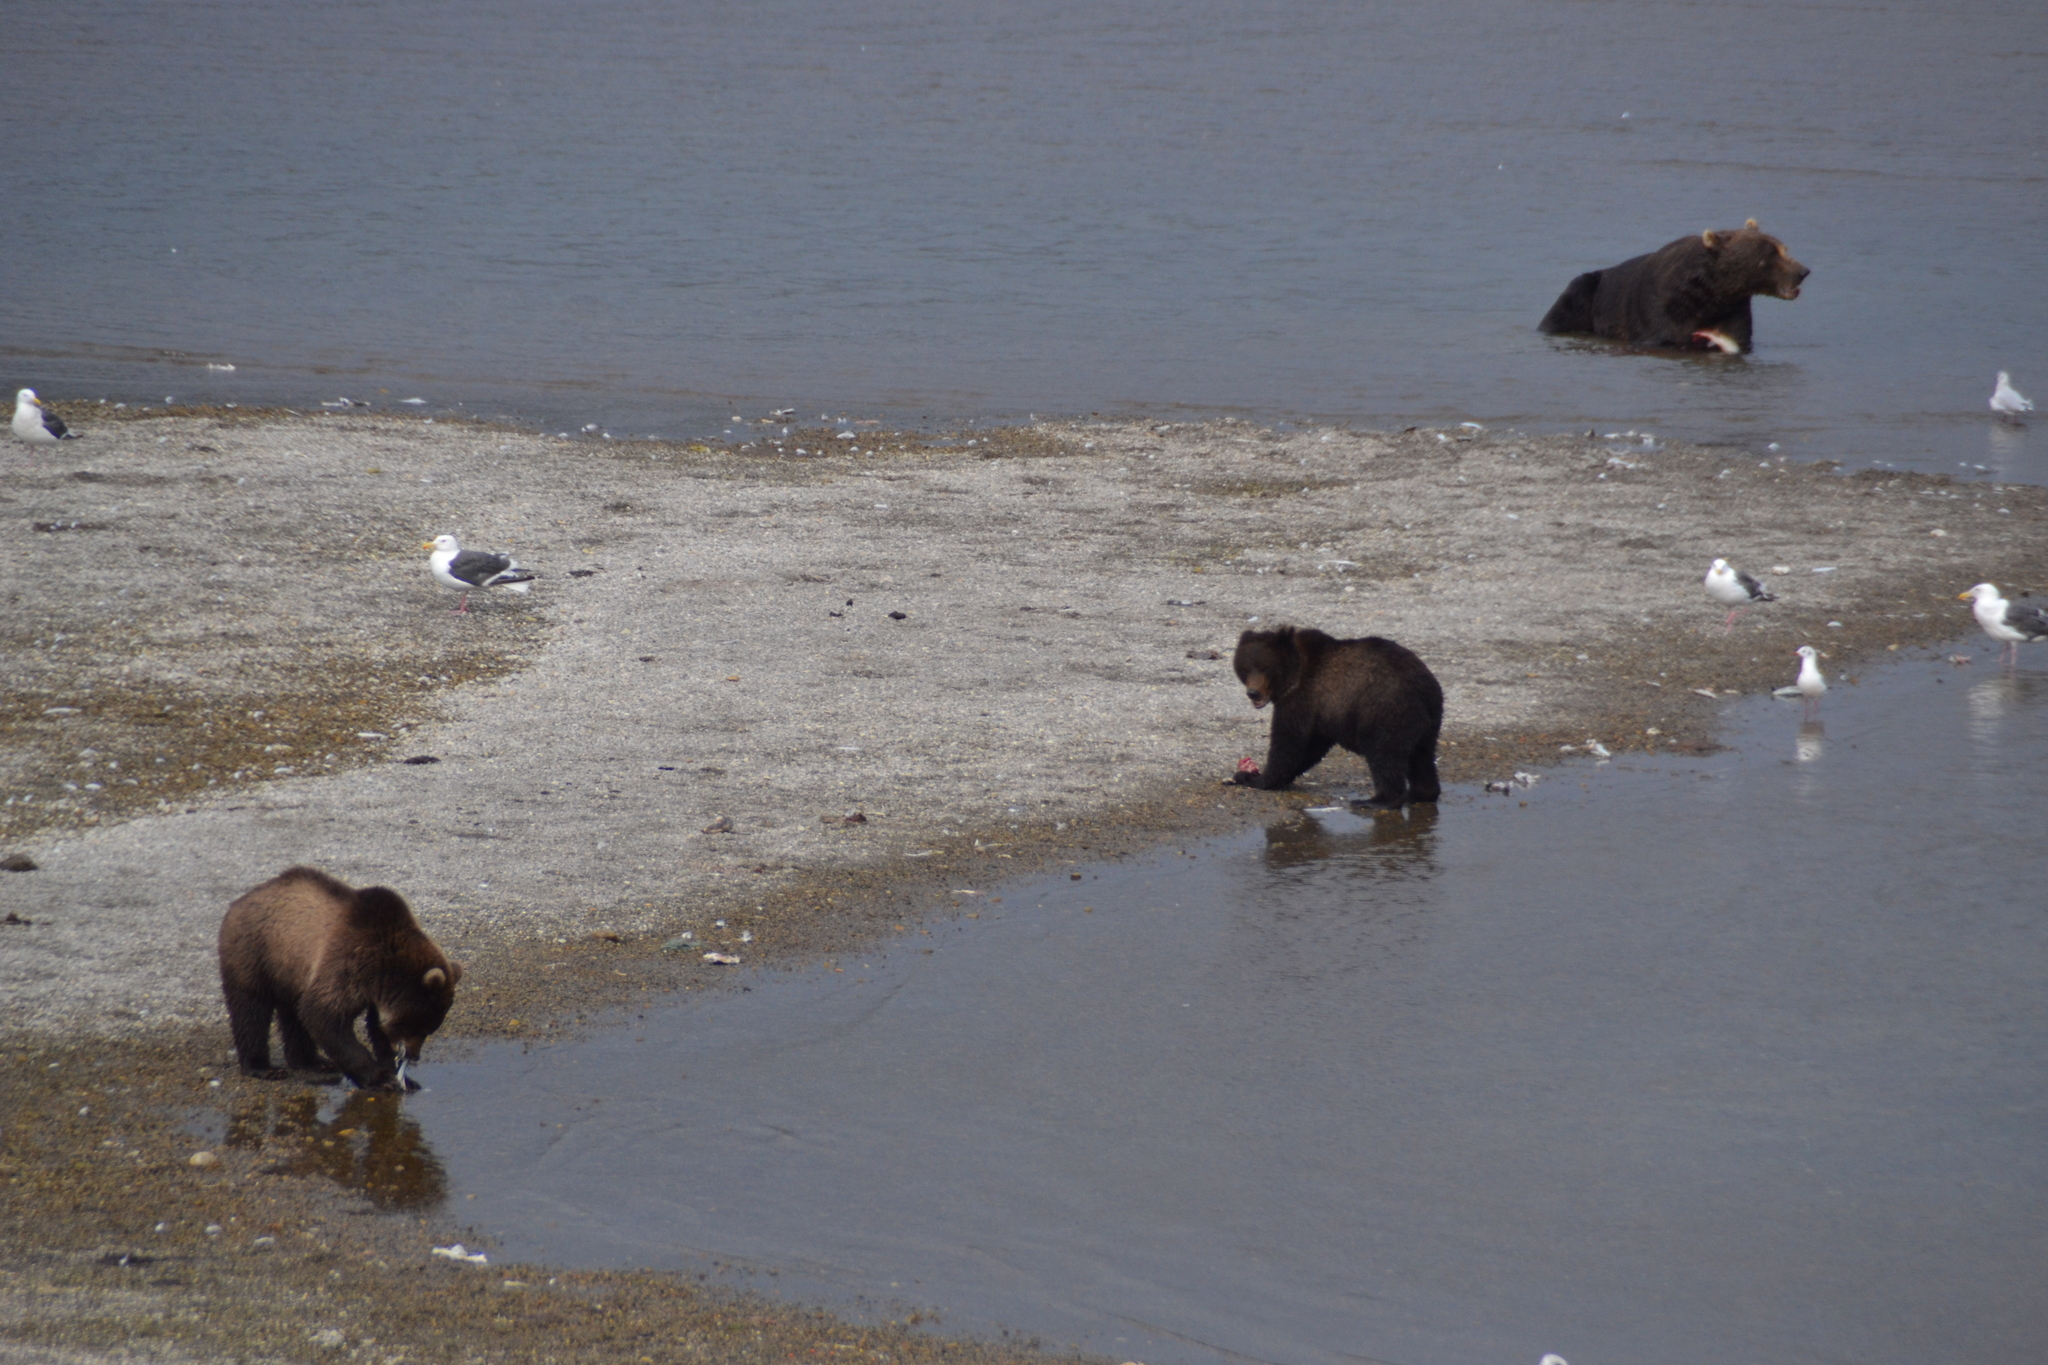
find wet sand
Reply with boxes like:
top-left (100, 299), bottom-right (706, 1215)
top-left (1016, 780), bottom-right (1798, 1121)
top-left (4, 406), bottom-right (2044, 1362)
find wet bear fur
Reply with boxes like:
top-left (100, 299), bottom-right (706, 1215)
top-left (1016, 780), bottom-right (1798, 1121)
top-left (218, 866), bottom-right (462, 1091)
top-left (1537, 220), bottom-right (1808, 353)
top-left (1232, 625), bottom-right (1443, 808)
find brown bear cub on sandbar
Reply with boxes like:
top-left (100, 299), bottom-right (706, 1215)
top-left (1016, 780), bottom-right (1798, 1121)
top-left (218, 866), bottom-right (461, 1092)
top-left (1538, 219), bottom-right (1808, 354)
top-left (1231, 626), bottom-right (1443, 809)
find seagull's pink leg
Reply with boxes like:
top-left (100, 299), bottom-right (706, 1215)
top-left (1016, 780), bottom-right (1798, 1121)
top-left (452, 592), bottom-right (471, 615)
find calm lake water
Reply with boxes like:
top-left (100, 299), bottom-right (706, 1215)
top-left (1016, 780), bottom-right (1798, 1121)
top-left (233, 643), bottom-right (2045, 1365)
top-left (6, 0), bottom-right (2045, 479)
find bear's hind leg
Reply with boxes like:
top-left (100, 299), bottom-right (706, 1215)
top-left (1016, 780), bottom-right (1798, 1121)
top-left (1538, 271), bottom-right (1602, 335)
top-left (1351, 740), bottom-right (1417, 806)
top-left (1405, 729), bottom-right (1442, 804)
top-left (1355, 747), bottom-right (1412, 809)
top-left (225, 989), bottom-right (288, 1081)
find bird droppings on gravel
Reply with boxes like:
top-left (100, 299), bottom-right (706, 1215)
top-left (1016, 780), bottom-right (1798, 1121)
top-left (5, 408), bottom-right (2047, 1364)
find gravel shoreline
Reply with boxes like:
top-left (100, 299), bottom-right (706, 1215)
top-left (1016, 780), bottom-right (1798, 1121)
top-left (5, 407), bottom-right (2044, 1362)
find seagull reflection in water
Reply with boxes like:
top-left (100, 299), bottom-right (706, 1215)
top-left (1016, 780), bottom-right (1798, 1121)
top-left (1796, 720), bottom-right (1825, 764)
top-left (1968, 669), bottom-right (2048, 748)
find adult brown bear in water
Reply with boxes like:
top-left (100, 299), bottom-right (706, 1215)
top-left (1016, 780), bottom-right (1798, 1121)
top-left (218, 866), bottom-right (461, 1091)
top-left (1538, 219), bottom-right (1808, 353)
top-left (1230, 625), bottom-right (1443, 808)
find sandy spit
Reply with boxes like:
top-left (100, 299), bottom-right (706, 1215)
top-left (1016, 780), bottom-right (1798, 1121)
top-left (4, 411), bottom-right (2044, 1041)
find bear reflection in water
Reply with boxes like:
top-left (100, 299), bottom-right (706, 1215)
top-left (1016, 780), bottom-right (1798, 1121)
top-left (225, 1087), bottom-right (448, 1210)
top-left (1261, 803), bottom-right (1441, 876)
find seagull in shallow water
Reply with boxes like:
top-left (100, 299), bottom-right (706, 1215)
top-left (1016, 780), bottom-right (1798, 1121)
top-left (1705, 558), bottom-right (1776, 629)
top-left (1791, 644), bottom-right (1827, 716)
top-left (424, 533), bottom-right (537, 613)
top-left (13, 389), bottom-right (78, 444)
top-left (1959, 582), bottom-right (2048, 666)
top-left (1990, 371), bottom-right (2034, 420)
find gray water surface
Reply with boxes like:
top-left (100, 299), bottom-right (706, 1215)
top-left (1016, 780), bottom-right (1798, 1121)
top-left (380, 643), bottom-right (2048, 1365)
top-left (7, 0), bottom-right (2045, 480)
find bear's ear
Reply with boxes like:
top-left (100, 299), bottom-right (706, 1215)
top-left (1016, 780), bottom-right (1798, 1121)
top-left (423, 967), bottom-right (447, 990)
top-left (1701, 229), bottom-right (1721, 249)
top-left (448, 960), bottom-right (464, 985)
top-left (1744, 218), bottom-right (1758, 230)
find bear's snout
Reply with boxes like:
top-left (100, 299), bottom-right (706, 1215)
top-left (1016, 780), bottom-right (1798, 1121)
top-left (1776, 258), bottom-right (1810, 300)
top-left (1245, 688), bottom-right (1269, 709)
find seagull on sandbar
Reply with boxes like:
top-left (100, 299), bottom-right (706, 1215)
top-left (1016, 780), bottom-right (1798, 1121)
top-left (425, 534), bottom-right (537, 613)
top-left (1705, 558), bottom-right (1776, 629)
top-left (13, 389), bottom-right (79, 444)
top-left (1990, 372), bottom-right (2033, 420)
top-left (1959, 582), bottom-right (2048, 666)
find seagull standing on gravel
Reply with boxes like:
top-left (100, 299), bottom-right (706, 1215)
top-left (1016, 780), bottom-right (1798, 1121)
top-left (1990, 372), bottom-right (2033, 420)
top-left (1705, 558), bottom-right (1776, 629)
top-left (424, 533), bottom-right (537, 613)
top-left (1959, 582), bottom-right (2048, 666)
top-left (13, 389), bottom-right (78, 444)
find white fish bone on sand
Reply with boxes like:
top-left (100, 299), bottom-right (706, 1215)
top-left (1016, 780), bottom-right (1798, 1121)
top-left (13, 388), bottom-right (78, 444)
top-left (1705, 557), bottom-right (1775, 629)
top-left (1959, 582), bottom-right (2048, 665)
top-left (425, 533), bottom-right (537, 614)
top-left (1990, 371), bottom-right (2034, 419)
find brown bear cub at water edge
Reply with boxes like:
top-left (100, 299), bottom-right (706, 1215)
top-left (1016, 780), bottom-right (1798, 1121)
top-left (1231, 626), bottom-right (1443, 808)
top-left (1537, 219), bottom-right (1808, 354)
top-left (219, 866), bottom-right (462, 1092)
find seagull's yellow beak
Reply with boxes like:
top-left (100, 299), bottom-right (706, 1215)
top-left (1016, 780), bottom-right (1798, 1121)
top-left (1957, 590), bottom-right (1974, 601)
top-left (421, 540), bottom-right (435, 550)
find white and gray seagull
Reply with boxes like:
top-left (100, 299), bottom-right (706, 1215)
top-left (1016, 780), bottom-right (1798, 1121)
top-left (1793, 644), bottom-right (1827, 716)
top-left (1959, 582), bottom-right (2048, 666)
top-left (424, 533), bottom-right (537, 614)
top-left (1705, 557), bottom-right (1776, 629)
top-left (1773, 645), bottom-right (1828, 716)
top-left (13, 388), bottom-right (79, 444)
top-left (1990, 371), bottom-right (2034, 420)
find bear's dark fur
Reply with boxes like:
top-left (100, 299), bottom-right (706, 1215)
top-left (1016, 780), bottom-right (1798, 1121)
top-left (1231, 625), bottom-right (1443, 808)
top-left (218, 866), bottom-right (462, 1091)
top-left (1537, 220), bottom-right (1808, 353)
